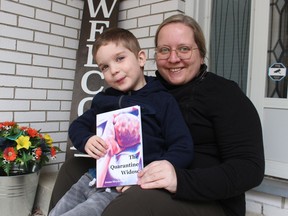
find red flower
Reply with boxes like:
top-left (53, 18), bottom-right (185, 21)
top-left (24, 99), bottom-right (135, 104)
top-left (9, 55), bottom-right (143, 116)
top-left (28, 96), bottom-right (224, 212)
top-left (35, 147), bottom-right (42, 160)
top-left (0, 121), bottom-right (15, 129)
top-left (51, 147), bottom-right (56, 157)
top-left (3, 121), bottom-right (16, 127)
top-left (3, 147), bottom-right (17, 162)
top-left (26, 128), bottom-right (39, 138)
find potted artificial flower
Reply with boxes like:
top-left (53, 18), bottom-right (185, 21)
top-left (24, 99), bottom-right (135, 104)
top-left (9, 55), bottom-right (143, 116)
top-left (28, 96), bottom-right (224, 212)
top-left (0, 121), bottom-right (61, 215)
top-left (0, 121), bottom-right (61, 176)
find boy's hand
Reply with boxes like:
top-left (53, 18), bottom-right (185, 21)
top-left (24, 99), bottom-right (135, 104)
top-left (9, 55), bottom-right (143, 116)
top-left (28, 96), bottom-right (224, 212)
top-left (84, 135), bottom-right (108, 159)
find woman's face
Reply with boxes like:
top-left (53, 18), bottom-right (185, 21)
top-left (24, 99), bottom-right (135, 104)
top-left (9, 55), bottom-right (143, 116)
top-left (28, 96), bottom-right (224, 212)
top-left (156, 23), bottom-right (204, 85)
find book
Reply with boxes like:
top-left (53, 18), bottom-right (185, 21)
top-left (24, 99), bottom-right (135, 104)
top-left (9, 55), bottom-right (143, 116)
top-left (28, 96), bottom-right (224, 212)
top-left (96, 105), bottom-right (143, 188)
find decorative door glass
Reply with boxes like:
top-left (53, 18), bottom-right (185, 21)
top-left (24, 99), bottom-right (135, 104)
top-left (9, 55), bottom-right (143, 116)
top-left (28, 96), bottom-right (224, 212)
top-left (266, 0), bottom-right (288, 98)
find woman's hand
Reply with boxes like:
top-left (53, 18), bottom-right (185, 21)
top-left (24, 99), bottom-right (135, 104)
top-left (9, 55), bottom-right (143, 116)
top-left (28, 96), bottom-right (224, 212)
top-left (137, 160), bottom-right (177, 193)
top-left (116, 186), bottom-right (131, 193)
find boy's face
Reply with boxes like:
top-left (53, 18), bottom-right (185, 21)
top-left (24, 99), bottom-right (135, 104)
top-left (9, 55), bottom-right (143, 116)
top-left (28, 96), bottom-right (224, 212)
top-left (95, 42), bottom-right (146, 92)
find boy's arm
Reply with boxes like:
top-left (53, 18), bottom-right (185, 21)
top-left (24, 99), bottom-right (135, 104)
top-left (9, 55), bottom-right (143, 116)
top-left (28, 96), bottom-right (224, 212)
top-left (69, 108), bottom-right (96, 153)
top-left (160, 97), bottom-right (194, 168)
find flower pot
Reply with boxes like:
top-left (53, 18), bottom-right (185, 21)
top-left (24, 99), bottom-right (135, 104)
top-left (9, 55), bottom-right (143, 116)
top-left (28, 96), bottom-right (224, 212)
top-left (0, 171), bottom-right (40, 216)
top-left (9, 163), bottom-right (41, 176)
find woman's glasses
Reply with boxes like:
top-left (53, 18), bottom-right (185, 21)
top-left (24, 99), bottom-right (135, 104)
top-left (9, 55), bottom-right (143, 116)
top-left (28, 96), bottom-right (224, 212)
top-left (155, 46), bottom-right (198, 60)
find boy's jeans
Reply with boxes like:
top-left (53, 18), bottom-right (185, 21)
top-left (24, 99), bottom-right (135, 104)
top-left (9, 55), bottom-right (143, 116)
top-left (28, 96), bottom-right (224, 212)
top-left (49, 173), bottom-right (119, 216)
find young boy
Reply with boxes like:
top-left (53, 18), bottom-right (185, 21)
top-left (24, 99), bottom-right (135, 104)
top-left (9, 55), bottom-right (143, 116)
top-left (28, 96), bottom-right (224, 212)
top-left (49, 28), bottom-right (193, 216)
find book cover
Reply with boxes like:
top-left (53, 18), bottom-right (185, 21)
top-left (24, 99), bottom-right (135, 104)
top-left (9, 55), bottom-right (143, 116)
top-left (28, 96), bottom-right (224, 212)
top-left (96, 105), bottom-right (143, 188)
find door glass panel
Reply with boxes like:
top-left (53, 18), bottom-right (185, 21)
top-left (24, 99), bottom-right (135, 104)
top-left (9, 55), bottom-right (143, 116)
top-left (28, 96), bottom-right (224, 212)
top-left (209, 0), bottom-right (251, 93)
top-left (266, 0), bottom-right (288, 98)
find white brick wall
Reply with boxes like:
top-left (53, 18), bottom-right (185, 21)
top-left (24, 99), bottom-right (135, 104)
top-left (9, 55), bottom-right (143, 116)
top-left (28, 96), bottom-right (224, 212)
top-left (1, 0), bottom-right (287, 215)
top-left (0, 0), bottom-right (84, 172)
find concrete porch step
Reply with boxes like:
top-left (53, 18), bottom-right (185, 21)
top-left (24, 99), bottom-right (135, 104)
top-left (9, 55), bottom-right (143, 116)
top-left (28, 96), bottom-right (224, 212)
top-left (33, 172), bottom-right (58, 216)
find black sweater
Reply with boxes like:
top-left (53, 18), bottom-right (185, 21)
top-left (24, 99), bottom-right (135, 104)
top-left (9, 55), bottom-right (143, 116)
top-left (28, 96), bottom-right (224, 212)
top-left (156, 65), bottom-right (265, 216)
top-left (69, 76), bottom-right (193, 168)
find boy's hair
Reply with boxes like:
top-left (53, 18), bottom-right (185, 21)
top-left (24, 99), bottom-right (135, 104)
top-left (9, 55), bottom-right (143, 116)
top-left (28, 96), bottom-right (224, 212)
top-left (93, 28), bottom-right (141, 63)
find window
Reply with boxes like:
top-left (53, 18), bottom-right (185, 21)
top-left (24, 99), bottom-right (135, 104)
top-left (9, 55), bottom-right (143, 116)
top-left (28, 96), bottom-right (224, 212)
top-left (209, 0), bottom-right (252, 93)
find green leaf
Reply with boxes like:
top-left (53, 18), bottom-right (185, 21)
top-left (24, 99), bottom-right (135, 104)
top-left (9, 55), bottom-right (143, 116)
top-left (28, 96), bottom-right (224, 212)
top-left (2, 163), bottom-right (11, 176)
top-left (6, 130), bottom-right (23, 141)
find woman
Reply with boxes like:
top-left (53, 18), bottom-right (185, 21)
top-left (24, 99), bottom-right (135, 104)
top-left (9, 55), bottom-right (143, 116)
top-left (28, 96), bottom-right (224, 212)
top-left (49, 14), bottom-right (264, 216)
top-left (101, 14), bottom-right (265, 216)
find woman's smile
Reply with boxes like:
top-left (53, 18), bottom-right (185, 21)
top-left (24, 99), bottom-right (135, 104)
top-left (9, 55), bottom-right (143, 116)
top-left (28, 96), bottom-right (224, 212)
top-left (169, 68), bottom-right (183, 73)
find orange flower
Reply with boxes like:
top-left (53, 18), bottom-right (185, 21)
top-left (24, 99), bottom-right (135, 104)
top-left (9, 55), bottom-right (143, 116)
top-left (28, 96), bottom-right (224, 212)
top-left (35, 147), bottom-right (42, 160)
top-left (2, 121), bottom-right (16, 127)
top-left (51, 146), bottom-right (56, 157)
top-left (0, 121), bottom-right (15, 130)
top-left (26, 128), bottom-right (39, 138)
top-left (3, 147), bottom-right (17, 162)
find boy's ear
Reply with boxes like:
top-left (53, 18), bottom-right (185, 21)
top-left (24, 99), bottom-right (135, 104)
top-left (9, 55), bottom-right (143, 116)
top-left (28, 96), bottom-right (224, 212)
top-left (138, 50), bottom-right (146, 67)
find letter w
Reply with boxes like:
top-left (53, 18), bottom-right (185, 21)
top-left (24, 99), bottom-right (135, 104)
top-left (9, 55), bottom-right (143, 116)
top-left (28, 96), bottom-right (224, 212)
top-left (87, 0), bottom-right (117, 18)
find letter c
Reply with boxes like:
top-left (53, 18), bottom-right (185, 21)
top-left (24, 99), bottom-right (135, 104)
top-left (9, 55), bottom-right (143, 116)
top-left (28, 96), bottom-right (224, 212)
top-left (78, 97), bottom-right (93, 116)
top-left (81, 70), bottom-right (104, 95)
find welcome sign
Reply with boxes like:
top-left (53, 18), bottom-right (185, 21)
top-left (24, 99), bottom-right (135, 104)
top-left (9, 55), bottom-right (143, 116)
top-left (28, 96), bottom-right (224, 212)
top-left (66, 0), bottom-right (120, 158)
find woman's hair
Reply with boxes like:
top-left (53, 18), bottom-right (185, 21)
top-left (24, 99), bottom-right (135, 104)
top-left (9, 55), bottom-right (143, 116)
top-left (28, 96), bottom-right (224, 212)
top-left (93, 28), bottom-right (141, 63)
top-left (155, 14), bottom-right (206, 59)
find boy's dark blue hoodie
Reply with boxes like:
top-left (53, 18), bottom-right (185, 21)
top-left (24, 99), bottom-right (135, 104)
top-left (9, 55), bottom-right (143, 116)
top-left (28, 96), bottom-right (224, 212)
top-left (69, 76), bottom-right (193, 168)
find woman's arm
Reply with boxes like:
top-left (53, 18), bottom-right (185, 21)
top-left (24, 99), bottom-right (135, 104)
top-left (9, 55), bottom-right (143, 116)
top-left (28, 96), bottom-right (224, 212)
top-left (138, 80), bottom-right (265, 201)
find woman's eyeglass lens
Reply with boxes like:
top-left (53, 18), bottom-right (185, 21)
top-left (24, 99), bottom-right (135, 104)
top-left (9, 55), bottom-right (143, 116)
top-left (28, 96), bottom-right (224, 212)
top-left (155, 46), bottom-right (198, 60)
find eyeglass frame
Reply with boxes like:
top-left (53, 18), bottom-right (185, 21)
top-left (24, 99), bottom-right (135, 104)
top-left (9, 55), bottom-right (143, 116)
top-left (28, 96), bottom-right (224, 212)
top-left (155, 45), bottom-right (199, 60)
